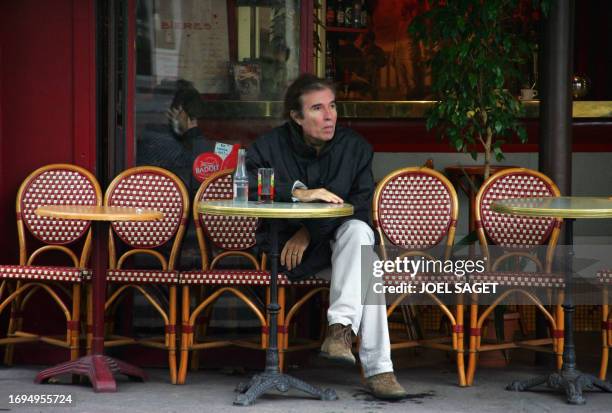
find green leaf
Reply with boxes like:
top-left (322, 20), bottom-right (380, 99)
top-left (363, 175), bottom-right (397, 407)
top-left (493, 145), bottom-right (504, 161)
top-left (454, 138), bottom-right (464, 151)
top-left (494, 120), bottom-right (503, 134)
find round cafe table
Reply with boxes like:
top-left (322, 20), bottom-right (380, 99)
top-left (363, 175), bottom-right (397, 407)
top-left (33, 205), bottom-right (163, 392)
top-left (198, 200), bottom-right (353, 406)
top-left (491, 197), bottom-right (612, 404)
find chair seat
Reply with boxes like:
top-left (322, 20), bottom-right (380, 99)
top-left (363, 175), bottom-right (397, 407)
top-left (0, 265), bottom-right (90, 282)
top-left (106, 269), bottom-right (180, 284)
top-left (469, 271), bottom-right (565, 287)
top-left (384, 272), bottom-right (461, 284)
top-left (180, 270), bottom-right (330, 286)
top-left (597, 270), bottom-right (612, 284)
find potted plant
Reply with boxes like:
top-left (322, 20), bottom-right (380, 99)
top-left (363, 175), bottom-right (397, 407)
top-left (409, 0), bottom-right (549, 179)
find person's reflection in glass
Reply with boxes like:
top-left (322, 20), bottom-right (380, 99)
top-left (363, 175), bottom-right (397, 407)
top-left (359, 32), bottom-right (387, 100)
top-left (138, 79), bottom-right (213, 197)
top-left (137, 79), bottom-right (213, 269)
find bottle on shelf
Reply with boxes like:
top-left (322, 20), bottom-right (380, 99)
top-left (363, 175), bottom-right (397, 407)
top-left (360, 0), bottom-right (368, 28)
top-left (233, 148), bottom-right (249, 203)
top-left (336, 0), bottom-right (345, 27)
top-left (352, 0), bottom-right (362, 28)
top-left (326, 0), bottom-right (336, 27)
top-left (344, 1), bottom-right (353, 28)
top-left (325, 40), bottom-right (335, 82)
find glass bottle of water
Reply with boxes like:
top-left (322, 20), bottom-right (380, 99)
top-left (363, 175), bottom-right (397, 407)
top-left (233, 148), bottom-right (249, 203)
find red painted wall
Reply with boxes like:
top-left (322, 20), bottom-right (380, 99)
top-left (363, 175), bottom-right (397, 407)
top-left (0, 0), bottom-right (96, 264)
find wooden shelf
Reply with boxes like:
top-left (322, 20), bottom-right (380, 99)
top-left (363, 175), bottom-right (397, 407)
top-left (326, 26), bottom-right (368, 34)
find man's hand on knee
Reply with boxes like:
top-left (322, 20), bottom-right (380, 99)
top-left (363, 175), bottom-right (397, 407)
top-left (281, 226), bottom-right (311, 270)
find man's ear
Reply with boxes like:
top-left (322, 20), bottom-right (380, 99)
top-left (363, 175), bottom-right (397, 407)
top-left (290, 110), bottom-right (302, 126)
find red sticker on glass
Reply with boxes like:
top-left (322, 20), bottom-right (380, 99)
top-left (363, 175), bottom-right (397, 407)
top-left (221, 144), bottom-right (240, 170)
top-left (193, 152), bottom-right (223, 182)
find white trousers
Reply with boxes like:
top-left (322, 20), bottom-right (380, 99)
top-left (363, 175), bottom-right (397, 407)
top-left (316, 219), bottom-right (393, 377)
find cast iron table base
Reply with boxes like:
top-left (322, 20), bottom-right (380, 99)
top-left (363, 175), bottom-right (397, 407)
top-left (233, 219), bottom-right (337, 406)
top-left (507, 366), bottom-right (612, 405)
top-left (234, 369), bottom-right (338, 406)
top-left (506, 220), bottom-right (612, 404)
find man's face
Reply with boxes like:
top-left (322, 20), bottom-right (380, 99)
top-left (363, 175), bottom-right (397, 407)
top-left (170, 106), bottom-right (189, 136)
top-left (292, 88), bottom-right (337, 143)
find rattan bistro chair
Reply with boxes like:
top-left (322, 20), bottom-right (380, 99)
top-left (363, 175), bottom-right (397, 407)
top-left (92, 166), bottom-right (189, 384)
top-left (597, 270), bottom-right (612, 380)
top-left (0, 164), bottom-right (101, 365)
top-left (466, 168), bottom-right (564, 386)
top-left (372, 166), bottom-right (466, 386)
top-left (178, 169), bottom-right (329, 384)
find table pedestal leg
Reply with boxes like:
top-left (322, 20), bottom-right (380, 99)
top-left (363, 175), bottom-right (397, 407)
top-left (34, 221), bottom-right (147, 392)
top-left (234, 371), bottom-right (337, 406)
top-left (35, 355), bottom-right (147, 392)
top-left (507, 367), bottom-right (612, 405)
top-left (233, 219), bottom-right (337, 406)
top-left (506, 220), bottom-right (612, 404)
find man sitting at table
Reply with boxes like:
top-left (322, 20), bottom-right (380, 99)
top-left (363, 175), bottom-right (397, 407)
top-left (246, 74), bottom-right (407, 400)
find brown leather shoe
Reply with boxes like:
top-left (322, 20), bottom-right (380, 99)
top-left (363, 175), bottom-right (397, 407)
top-left (365, 372), bottom-right (407, 400)
top-left (319, 323), bottom-right (356, 365)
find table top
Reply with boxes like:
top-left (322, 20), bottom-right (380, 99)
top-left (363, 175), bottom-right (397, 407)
top-left (35, 205), bottom-right (164, 221)
top-left (198, 200), bottom-right (354, 219)
top-left (491, 196), bottom-right (612, 219)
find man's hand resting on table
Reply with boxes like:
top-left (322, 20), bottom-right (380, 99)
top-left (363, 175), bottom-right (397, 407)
top-left (280, 226), bottom-right (311, 271)
top-left (292, 188), bottom-right (344, 204)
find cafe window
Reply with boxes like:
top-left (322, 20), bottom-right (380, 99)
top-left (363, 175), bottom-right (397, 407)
top-left (133, 0), bottom-right (301, 268)
top-left (321, 0), bottom-right (433, 100)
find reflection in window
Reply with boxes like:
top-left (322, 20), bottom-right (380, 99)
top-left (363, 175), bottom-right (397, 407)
top-left (134, 0), bottom-right (300, 271)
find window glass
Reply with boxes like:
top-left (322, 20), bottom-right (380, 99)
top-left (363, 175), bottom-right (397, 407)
top-left (134, 0), bottom-right (300, 269)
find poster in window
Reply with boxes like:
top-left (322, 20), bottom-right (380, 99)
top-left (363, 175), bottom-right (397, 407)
top-left (154, 0), bottom-right (230, 93)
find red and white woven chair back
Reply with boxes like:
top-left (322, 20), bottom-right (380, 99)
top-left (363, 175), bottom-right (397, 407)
top-left (197, 170), bottom-right (257, 251)
top-left (374, 168), bottom-right (458, 250)
top-left (477, 169), bottom-right (560, 249)
top-left (106, 167), bottom-right (188, 249)
top-left (19, 165), bottom-right (101, 245)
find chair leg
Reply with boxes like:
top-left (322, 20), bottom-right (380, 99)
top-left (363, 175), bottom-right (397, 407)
top-left (190, 285), bottom-right (204, 371)
top-left (69, 283), bottom-right (82, 384)
top-left (278, 287), bottom-right (286, 373)
top-left (70, 284), bottom-right (81, 361)
top-left (85, 283), bottom-right (93, 354)
top-left (263, 288), bottom-right (270, 349)
top-left (467, 302), bottom-right (479, 386)
top-left (600, 290), bottom-right (609, 380)
top-left (168, 286), bottom-right (177, 384)
top-left (3, 281), bottom-right (23, 366)
top-left (555, 302), bottom-right (564, 371)
top-left (178, 286), bottom-right (191, 385)
top-left (320, 290), bottom-right (329, 343)
top-left (105, 294), bottom-right (120, 338)
top-left (455, 303), bottom-right (467, 387)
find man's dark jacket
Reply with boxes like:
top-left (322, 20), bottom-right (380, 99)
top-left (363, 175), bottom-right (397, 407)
top-left (246, 120), bottom-right (375, 280)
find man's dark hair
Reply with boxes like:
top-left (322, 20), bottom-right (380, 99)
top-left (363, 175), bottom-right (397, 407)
top-left (171, 79), bottom-right (205, 119)
top-left (283, 74), bottom-right (336, 119)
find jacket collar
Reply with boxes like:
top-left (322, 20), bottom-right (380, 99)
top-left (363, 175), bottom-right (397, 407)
top-left (287, 120), bottom-right (339, 159)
